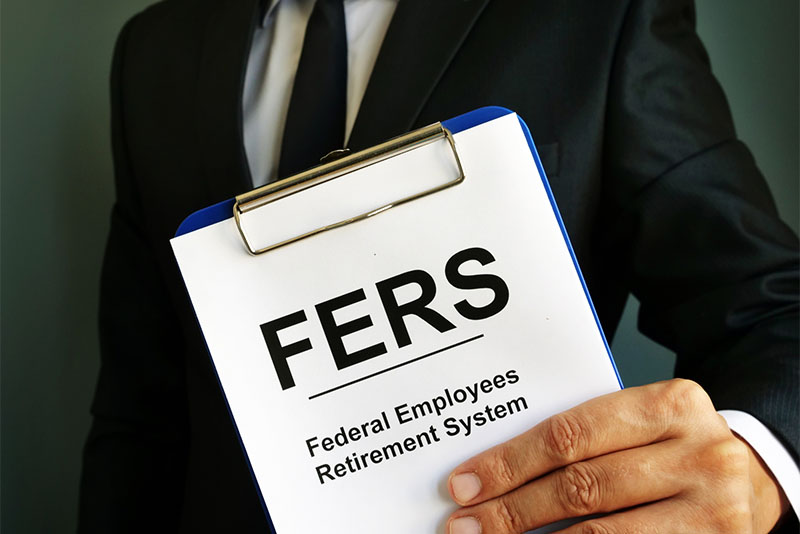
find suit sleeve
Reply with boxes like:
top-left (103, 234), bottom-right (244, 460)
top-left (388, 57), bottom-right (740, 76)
top-left (602, 0), bottom-right (799, 460)
top-left (77, 16), bottom-right (189, 532)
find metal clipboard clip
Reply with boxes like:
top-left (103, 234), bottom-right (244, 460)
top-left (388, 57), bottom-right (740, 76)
top-left (232, 123), bottom-right (465, 255)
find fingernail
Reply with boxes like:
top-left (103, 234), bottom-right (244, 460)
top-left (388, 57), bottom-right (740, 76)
top-left (450, 472), bottom-right (482, 503)
top-left (450, 516), bottom-right (481, 534)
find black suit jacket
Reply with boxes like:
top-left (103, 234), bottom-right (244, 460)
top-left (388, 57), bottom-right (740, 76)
top-left (78, 0), bottom-right (799, 532)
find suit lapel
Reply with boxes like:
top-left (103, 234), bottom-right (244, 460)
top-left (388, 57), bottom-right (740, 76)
top-left (195, 0), bottom-right (261, 203)
top-left (348, 0), bottom-right (491, 150)
top-left (192, 0), bottom-right (490, 200)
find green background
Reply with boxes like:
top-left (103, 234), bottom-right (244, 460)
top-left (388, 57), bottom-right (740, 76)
top-left (1, 1), bottom-right (797, 532)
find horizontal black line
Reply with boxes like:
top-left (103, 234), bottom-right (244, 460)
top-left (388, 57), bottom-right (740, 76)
top-left (308, 334), bottom-right (485, 400)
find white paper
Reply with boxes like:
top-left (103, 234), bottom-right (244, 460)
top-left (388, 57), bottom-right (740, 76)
top-left (171, 113), bottom-right (621, 533)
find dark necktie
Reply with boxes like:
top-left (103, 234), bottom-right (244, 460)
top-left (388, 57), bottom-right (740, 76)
top-left (278, 0), bottom-right (347, 179)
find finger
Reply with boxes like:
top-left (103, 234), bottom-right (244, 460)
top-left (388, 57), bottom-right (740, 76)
top-left (550, 444), bottom-right (755, 534)
top-left (448, 439), bottom-right (689, 533)
top-left (449, 379), bottom-right (725, 505)
top-left (553, 491), bottom-right (753, 534)
top-left (552, 498), bottom-right (694, 534)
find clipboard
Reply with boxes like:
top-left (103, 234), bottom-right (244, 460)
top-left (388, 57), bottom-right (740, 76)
top-left (172, 106), bottom-right (623, 534)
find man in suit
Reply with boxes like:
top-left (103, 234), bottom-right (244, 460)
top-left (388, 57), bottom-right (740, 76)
top-left (78, 0), bottom-right (799, 532)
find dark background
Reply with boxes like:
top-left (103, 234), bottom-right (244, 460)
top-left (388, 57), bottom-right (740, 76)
top-left (1, 1), bottom-right (797, 532)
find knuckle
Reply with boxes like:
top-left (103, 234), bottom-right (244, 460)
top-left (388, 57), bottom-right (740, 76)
top-left (678, 379), bottom-right (711, 407)
top-left (575, 520), bottom-right (614, 534)
top-left (712, 412), bottom-right (734, 434)
top-left (729, 502), bottom-right (754, 530)
top-left (658, 379), bottom-right (711, 421)
top-left (712, 501), bottom-right (753, 533)
top-left (558, 462), bottom-right (604, 516)
top-left (726, 439), bottom-right (750, 473)
top-left (491, 495), bottom-right (525, 533)
top-left (702, 438), bottom-right (749, 477)
top-left (544, 413), bottom-right (586, 464)
top-left (487, 446), bottom-right (519, 489)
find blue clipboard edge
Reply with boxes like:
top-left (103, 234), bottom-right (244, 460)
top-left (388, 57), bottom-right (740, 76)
top-left (509, 112), bottom-right (624, 391)
top-left (173, 106), bottom-right (623, 533)
top-left (442, 106), bottom-right (622, 390)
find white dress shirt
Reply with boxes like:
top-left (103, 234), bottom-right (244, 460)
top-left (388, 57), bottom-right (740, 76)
top-left (243, 0), bottom-right (397, 186)
top-left (242, 0), bottom-right (798, 515)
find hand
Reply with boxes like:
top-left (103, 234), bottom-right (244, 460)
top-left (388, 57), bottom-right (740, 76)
top-left (446, 379), bottom-right (789, 533)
